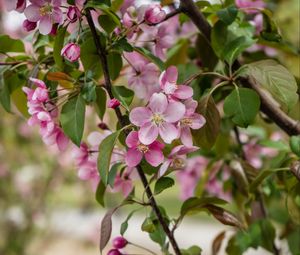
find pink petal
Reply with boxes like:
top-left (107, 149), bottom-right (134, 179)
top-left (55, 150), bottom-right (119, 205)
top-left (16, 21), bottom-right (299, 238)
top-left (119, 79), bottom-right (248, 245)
top-left (148, 93), bottom-right (168, 114)
top-left (121, 180), bottom-right (133, 197)
top-left (125, 148), bottom-right (143, 167)
top-left (52, 7), bottom-right (63, 24)
top-left (129, 107), bottom-right (152, 126)
top-left (181, 127), bottom-right (193, 147)
top-left (149, 140), bottom-right (165, 151)
top-left (138, 122), bottom-right (159, 145)
top-left (39, 15), bottom-right (52, 35)
top-left (159, 122), bottom-right (179, 144)
top-left (24, 4), bottom-right (41, 22)
top-left (174, 85), bottom-right (193, 99)
top-left (165, 66), bottom-right (178, 83)
top-left (190, 113), bottom-right (206, 129)
top-left (158, 159), bottom-right (171, 177)
top-left (56, 130), bottom-right (69, 151)
top-left (145, 148), bottom-right (164, 167)
top-left (125, 131), bottom-right (139, 148)
top-left (163, 101), bottom-right (186, 123)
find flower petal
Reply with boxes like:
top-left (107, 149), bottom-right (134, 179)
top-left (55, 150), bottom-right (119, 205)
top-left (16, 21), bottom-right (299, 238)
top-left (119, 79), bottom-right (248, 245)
top-left (159, 122), bottom-right (178, 144)
top-left (174, 85), bottom-right (193, 99)
top-left (163, 101), bottom-right (186, 123)
top-left (125, 148), bottom-right (143, 167)
top-left (24, 4), bottom-right (41, 22)
top-left (125, 131), bottom-right (139, 148)
top-left (145, 148), bottom-right (164, 167)
top-left (148, 93), bottom-right (168, 114)
top-left (129, 107), bottom-right (152, 126)
top-left (138, 122), bottom-right (159, 145)
top-left (180, 126), bottom-right (193, 146)
top-left (39, 15), bottom-right (52, 35)
top-left (190, 113), bottom-right (206, 129)
top-left (158, 159), bottom-right (171, 177)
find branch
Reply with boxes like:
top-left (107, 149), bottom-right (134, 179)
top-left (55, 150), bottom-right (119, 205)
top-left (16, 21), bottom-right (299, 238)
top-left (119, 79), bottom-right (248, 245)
top-left (180, 0), bottom-right (300, 136)
top-left (85, 9), bottom-right (182, 255)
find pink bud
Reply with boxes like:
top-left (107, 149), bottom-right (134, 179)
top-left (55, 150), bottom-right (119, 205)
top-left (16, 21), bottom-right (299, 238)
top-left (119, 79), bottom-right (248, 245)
top-left (144, 4), bottom-right (166, 24)
top-left (61, 43), bottom-right (81, 62)
top-left (67, 6), bottom-right (81, 23)
top-left (108, 99), bottom-right (121, 109)
top-left (112, 236), bottom-right (128, 249)
top-left (107, 249), bottom-right (123, 255)
top-left (98, 122), bottom-right (109, 130)
top-left (23, 19), bottom-right (37, 32)
top-left (50, 24), bottom-right (58, 36)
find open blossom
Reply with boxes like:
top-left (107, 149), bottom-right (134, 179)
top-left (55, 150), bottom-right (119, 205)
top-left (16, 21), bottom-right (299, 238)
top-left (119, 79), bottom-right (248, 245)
top-left (235, 0), bottom-right (265, 14)
top-left (125, 52), bottom-right (160, 100)
top-left (144, 4), bottom-right (166, 24)
top-left (125, 131), bottom-right (164, 167)
top-left (24, 0), bottom-right (63, 35)
top-left (61, 43), bottom-right (80, 62)
top-left (130, 93), bottom-right (185, 145)
top-left (152, 22), bottom-right (174, 59)
top-left (159, 66), bottom-right (193, 100)
top-left (159, 145), bottom-right (198, 177)
top-left (4, 0), bottom-right (26, 13)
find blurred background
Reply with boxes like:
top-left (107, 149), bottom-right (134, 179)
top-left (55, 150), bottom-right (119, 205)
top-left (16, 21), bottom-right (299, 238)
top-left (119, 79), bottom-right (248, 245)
top-left (0, 0), bottom-right (299, 254)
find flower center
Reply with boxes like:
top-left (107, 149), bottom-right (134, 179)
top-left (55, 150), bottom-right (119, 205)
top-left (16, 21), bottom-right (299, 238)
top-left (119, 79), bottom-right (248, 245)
top-left (40, 4), bottom-right (52, 16)
top-left (137, 144), bottom-right (149, 153)
top-left (181, 117), bottom-right (192, 126)
top-left (173, 158), bottom-right (185, 169)
top-left (152, 113), bottom-right (164, 125)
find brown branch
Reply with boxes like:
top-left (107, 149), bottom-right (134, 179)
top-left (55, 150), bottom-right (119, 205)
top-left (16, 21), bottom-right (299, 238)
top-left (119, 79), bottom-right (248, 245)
top-left (85, 9), bottom-right (182, 255)
top-left (180, 0), bottom-right (300, 136)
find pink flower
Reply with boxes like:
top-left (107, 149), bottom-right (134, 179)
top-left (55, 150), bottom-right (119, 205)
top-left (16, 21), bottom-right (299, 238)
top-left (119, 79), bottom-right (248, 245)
top-left (23, 19), bottom-right (37, 32)
top-left (130, 93), bottom-right (186, 145)
top-left (125, 52), bottom-right (160, 100)
top-left (107, 249), bottom-right (123, 255)
top-left (235, 0), bottom-right (265, 14)
top-left (125, 131), bottom-right (164, 167)
top-left (4, 0), bottom-right (26, 13)
top-left (112, 236), bottom-right (128, 249)
top-left (24, 0), bottom-right (63, 35)
top-left (61, 43), bottom-right (80, 62)
top-left (67, 6), bottom-right (81, 23)
top-left (159, 66), bottom-right (193, 100)
top-left (152, 23), bottom-right (174, 59)
top-left (159, 145), bottom-right (198, 177)
top-left (144, 4), bottom-right (166, 24)
top-left (108, 98), bottom-right (121, 109)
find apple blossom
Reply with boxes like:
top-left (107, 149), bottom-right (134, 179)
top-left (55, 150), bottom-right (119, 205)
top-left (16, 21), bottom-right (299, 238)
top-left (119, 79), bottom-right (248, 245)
top-left (235, 0), bottom-right (265, 14)
top-left (61, 43), bottom-right (81, 62)
top-left (144, 4), bottom-right (166, 24)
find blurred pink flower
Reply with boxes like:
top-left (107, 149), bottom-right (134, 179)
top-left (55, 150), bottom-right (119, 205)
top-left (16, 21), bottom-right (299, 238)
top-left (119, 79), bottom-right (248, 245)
top-left (130, 93), bottom-right (185, 145)
top-left (144, 4), bottom-right (166, 24)
top-left (4, 0), bottom-right (26, 13)
top-left (61, 43), bottom-right (81, 62)
top-left (67, 6), bottom-right (81, 23)
top-left (235, 0), bottom-right (265, 14)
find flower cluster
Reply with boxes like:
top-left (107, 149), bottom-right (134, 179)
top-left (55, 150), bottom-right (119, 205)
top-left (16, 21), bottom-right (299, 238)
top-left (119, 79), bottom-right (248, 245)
top-left (22, 78), bottom-right (69, 151)
top-left (126, 66), bottom-right (206, 168)
top-left (72, 131), bottom-right (135, 197)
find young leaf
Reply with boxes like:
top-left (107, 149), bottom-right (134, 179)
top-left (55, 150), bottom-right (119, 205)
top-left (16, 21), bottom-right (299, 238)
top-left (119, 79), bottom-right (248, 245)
top-left (120, 209), bottom-right (138, 236)
top-left (217, 5), bottom-right (238, 25)
top-left (98, 14), bottom-right (118, 34)
top-left (154, 177), bottom-right (175, 195)
top-left (60, 95), bottom-right (86, 146)
top-left (53, 26), bottom-right (67, 70)
top-left (245, 60), bottom-right (298, 112)
top-left (0, 35), bottom-right (25, 52)
top-left (192, 95), bottom-right (220, 150)
top-left (212, 231), bottom-right (226, 255)
top-left (111, 85), bottom-right (134, 110)
top-left (95, 180), bottom-right (106, 206)
top-left (223, 88), bottom-right (260, 128)
top-left (100, 208), bottom-right (115, 253)
top-left (95, 86), bottom-right (107, 120)
top-left (97, 130), bottom-right (121, 184)
top-left (108, 162), bottom-right (124, 188)
top-left (107, 52), bottom-right (122, 80)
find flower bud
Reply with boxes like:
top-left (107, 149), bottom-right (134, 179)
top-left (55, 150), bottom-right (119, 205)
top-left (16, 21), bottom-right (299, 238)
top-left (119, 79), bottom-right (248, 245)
top-left (107, 249), bottom-right (123, 255)
top-left (67, 6), bottom-right (81, 23)
top-left (108, 99), bottom-right (121, 109)
top-left (61, 43), bottom-right (81, 62)
top-left (144, 4), bottom-right (166, 24)
top-left (23, 19), bottom-right (37, 32)
top-left (112, 236), bottom-right (128, 249)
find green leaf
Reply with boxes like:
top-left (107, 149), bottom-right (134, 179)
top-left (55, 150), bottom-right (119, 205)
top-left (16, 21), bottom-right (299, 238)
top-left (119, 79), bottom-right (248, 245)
top-left (245, 60), bottom-right (298, 112)
top-left (134, 47), bottom-right (165, 71)
top-left (95, 86), bottom-right (107, 120)
top-left (97, 130), bottom-right (121, 184)
top-left (217, 5), bottom-right (238, 25)
top-left (223, 36), bottom-right (256, 65)
top-left (11, 87), bottom-right (29, 117)
top-left (0, 35), bottom-right (25, 52)
top-left (166, 39), bottom-right (189, 67)
top-left (81, 81), bottom-right (96, 103)
top-left (0, 76), bottom-right (11, 112)
top-left (120, 209), bottom-right (137, 236)
top-left (113, 37), bottom-right (133, 52)
top-left (107, 52), bottom-right (122, 80)
top-left (286, 183), bottom-right (300, 224)
top-left (81, 37), bottom-right (103, 78)
top-left (142, 218), bottom-right (156, 233)
top-left (53, 26), bottom-right (67, 70)
top-left (290, 136), bottom-right (300, 157)
top-left (181, 245), bottom-right (202, 255)
top-left (211, 21), bottom-right (228, 59)
top-left (192, 95), bottom-right (220, 150)
top-left (95, 181), bottom-right (106, 206)
top-left (154, 177), bottom-right (175, 195)
top-left (223, 88), bottom-right (260, 128)
top-left (108, 162), bottom-right (124, 188)
top-left (260, 9), bottom-right (282, 42)
top-left (60, 95), bottom-right (86, 146)
top-left (111, 85), bottom-right (134, 110)
top-left (98, 14), bottom-right (118, 34)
